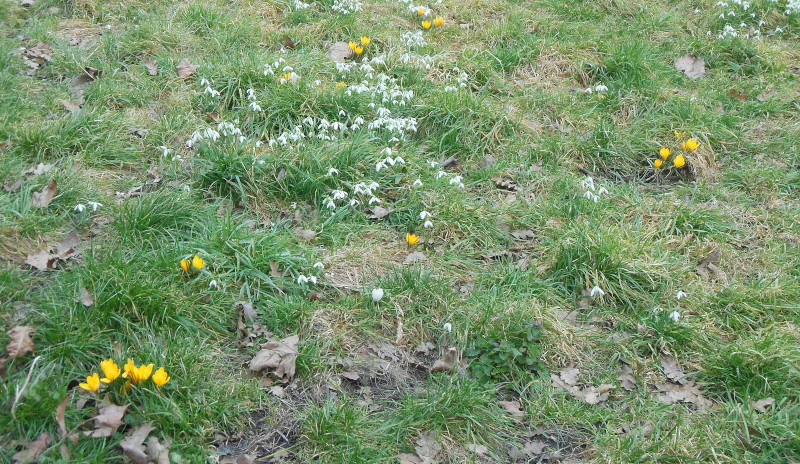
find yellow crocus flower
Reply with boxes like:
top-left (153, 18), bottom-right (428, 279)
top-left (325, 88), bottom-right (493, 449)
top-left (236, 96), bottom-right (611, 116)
top-left (406, 233), bottom-right (420, 246)
top-left (336, 81), bottom-right (347, 87)
top-left (422, 21), bottom-right (432, 29)
top-left (360, 36), bottom-right (371, 46)
top-left (433, 16), bottom-right (444, 27)
top-left (682, 138), bottom-right (700, 151)
top-left (673, 130), bottom-right (686, 139)
top-left (100, 358), bottom-right (121, 383)
top-left (355, 46), bottom-right (364, 55)
top-left (192, 255), bottom-right (204, 269)
top-left (417, 7), bottom-right (425, 15)
top-left (180, 259), bottom-right (190, 272)
top-left (654, 159), bottom-right (663, 168)
top-left (348, 41), bottom-right (358, 51)
top-left (673, 154), bottom-right (686, 168)
top-left (79, 373), bottom-right (101, 392)
top-left (122, 359), bottom-right (154, 386)
top-left (152, 367), bottom-right (170, 387)
top-left (659, 147), bottom-right (671, 160)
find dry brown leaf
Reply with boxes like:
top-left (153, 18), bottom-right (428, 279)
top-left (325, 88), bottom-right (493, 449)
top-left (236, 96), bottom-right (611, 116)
top-left (294, 228), bottom-right (316, 241)
top-left (675, 54), bottom-right (705, 78)
top-left (25, 249), bottom-right (55, 270)
top-left (727, 88), bottom-right (747, 102)
top-left (146, 437), bottom-right (171, 464)
top-left (510, 229), bottom-right (534, 240)
top-left (492, 177), bottom-right (520, 191)
top-left (70, 66), bottom-right (100, 90)
top-left (498, 400), bottom-right (526, 417)
top-left (398, 453), bottom-right (423, 464)
top-left (751, 397), bottom-right (775, 413)
top-left (249, 334), bottom-right (300, 379)
top-left (176, 58), bottom-right (199, 78)
top-left (404, 251), bottom-right (426, 264)
top-left (414, 431), bottom-right (442, 464)
top-left (6, 326), bottom-right (35, 358)
top-left (23, 163), bottom-right (54, 177)
top-left (368, 206), bottom-right (393, 219)
top-left (143, 58), bottom-right (158, 76)
top-left (559, 368), bottom-right (580, 386)
top-left (522, 439), bottom-right (548, 456)
top-left (282, 35), bottom-right (298, 49)
top-left (618, 364), bottom-right (637, 391)
top-left (4, 180), bottom-right (22, 192)
top-left (341, 371), bottom-right (360, 381)
top-left (56, 395), bottom-right (70, 441)
top-left (655, 382), bottom-right (713, 409)
top-left (430, 347), bottom-right (458, 373)
top-left (85, 403), bottom-right (128, 438)
top-left (581, 384), bottom-right (615, 405)
top-left (80, 287), bottom-right (94, 307)
top-left (22, 43), bottom-right (53, 69)
top-left (329, 42), bottom-right (354, 62)
top-left (120, 422), bottom-right (154, 464)
top-left (60, 99), bottom-right (81, 113)
top-left (31, 179), bottom-right (57, 207)
top-left (12, 432), bottom-right (51, 463)
top-left (660, 355), bottom-right (689, 385)
top-left (464, 443), bottom-right (488, 455)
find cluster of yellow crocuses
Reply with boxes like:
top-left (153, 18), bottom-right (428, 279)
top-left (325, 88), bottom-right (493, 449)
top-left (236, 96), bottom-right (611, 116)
top-left (79, 358), bottom-right (170, 392)
top-left (348, 36), bottom-right (371, 56)
top-left (654, 131), bottom-right (700, 169)
top-left (180, 255), bottom-right (204, 272)
top-left (420, 13), bottom-right (445, 30)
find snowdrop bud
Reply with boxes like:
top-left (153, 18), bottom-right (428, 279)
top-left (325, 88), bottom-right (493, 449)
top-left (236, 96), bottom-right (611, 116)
top-left (412, 179), bottom-right (423, 187)
top-left (589, 286), bottom-right (605, 298)
top-left (423, 220), bottom-right (433, 228)
top-left (668, 311), bottom-right (681, 322)
top-left (443, 323), bottom-right (452, 333)
top-left (676, 291), bottom-right (688, 300)
top-left (371, 287), bottom-right (384, 303)
top-left (209, 280), bottom-right (218, 288)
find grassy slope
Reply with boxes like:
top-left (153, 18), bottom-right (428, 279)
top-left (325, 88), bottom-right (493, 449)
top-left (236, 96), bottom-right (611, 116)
top-left (1, 0), bottom-right (799, 462)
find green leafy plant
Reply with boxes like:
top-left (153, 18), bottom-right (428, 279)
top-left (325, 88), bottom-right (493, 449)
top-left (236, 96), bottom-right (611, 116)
top-left (465, 322), bottom-right (546, 383)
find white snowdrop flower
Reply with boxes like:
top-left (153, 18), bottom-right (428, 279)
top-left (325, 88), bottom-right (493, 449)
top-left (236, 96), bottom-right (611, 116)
top-left (332, 190), bottom-right (348, 201)
top-left (331, 122), bottom-right (345, 131)
top-left (183, 185), bottom-right (191, 192)
top-left (354, 116), bottom-right (365, 125)
top-left (308, 276), bottom-right (318, 284)
top-left (676, 290), bottom-right (688, 300)
top-left (423, 220), bottom-right (433, 228)
top-left (323, 197), bottom-right (336, 209)
top-left (597, 186), bottom-right (609, 196)
top-left (303, 117), bottom-right (315, 126)
top-left (583, 191), bottom-right (599, 203)
top-left (171, 154), bottom-right (182, 161)
top-left (367, 181), bottom-right (380, 192)
top-left (327, 167), bottom-right (339, 176)
top-left (443, 323), bottom-right (452, 333)
top-left (376, 107), bottom-right (391, 117)
top-left (74, 204), bottom-right (86, 212)
top-left (389, 137), bottom-right (400, 143)
top-left (381, 147), bottom-right (393, 155)
top-left (199, 77), bottom-right (210, 86)
top-left (595, 84), bottom-right (608, 92)
top-left (349, 199), bottom-right (361, 206)
top-left (255, 141), bottom-right (263, 148)
top-left (313, 79), bottom-right (321, 86)
top-left (449, 175), bottom-right (463, 185)
top-left (297, 275), bottom-right (309, 284)
top-left (444, 86), bottom-right (457, 92)
top-left (313, 262), bottom-right (324, 270)
top-left (246, 88), bottom-right (255, 100)
top-left (282, 66), bottom-right (294, 72)
top-left (584, 87), bottom-right (593, 93)
top-left (368, 196), bottom-right (381, 205)
top-left (376, 161), bottom-right (387, 172)
top-left (419, 211), bottom-right (432, 220)
top-left (86, 201), bottom-right (103, 211)
top-left (263, 66), bottom-right (274, 76)
top-left (385, 156), bottom-right (396, 166)
top-left (204, 86), bottom-right (220, 97)
top-left (436, 170), bottom-right (447, 179)
top-left (249, 101), bottom-right (262, 112)
top-left (394, 156), bottom-right (405, 165)
top-left (338, 110), bottom-right (347, 117)
top-left (209, 280), bottom-right (218, 289)
top-left (590, 286), bottom-right (605, 298)
top-left (371, 287), bottom-right (384, 303)
top-left (668, 311), bottom-right (681, 322)
top-left (158, 146), bottom-right (171, 157)
top-left (411, 179), bottom-right (423, 188)
top-left (580, 176), bottom-right (595, 190)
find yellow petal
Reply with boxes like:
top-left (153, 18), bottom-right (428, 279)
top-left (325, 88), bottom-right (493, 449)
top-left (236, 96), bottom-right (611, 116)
top-left (180, 259), bottom-right (190, 272)
top-left (192, 255), bottom-right (204, 269)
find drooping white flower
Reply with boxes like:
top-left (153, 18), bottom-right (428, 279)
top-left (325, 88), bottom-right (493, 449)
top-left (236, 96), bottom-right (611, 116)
top-left (313, 262), bottom-right (324, 270)
top-left (668, 311), bottom-right (681, 322)
top-left (327, 167), bottom-right (339, 176)
top-left (676, 291), bottom-right (688, 300)
top-left (443, 323), bottom-right (452, 333)
top-left (371, 287), bottom-right (384, 303)
top-left (419, 211), bottom-right (432, 220)
top-left (423, 220), bottom-right (433, 228)
top-left (589, 286), bottom-right (605, 298)
top-left (368, 196), bottom-right (381, 205)
top-left (86, 201), bottom-right (103, 211)
top-left (412, 179), bottom-right (423, 187)
top-left (74, 204), bottom-right (86, 212)
top-left (209, 280), bottom-right (218, 289)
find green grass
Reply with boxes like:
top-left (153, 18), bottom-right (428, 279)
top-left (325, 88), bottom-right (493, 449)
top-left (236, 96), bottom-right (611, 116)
top-left (1, 0), bottom-right (799, 462)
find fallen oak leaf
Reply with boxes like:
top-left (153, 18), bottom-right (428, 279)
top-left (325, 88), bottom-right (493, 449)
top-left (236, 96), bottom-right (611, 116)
top-left (249, 334), bottom-right (300, 379)
top-left (176, 58), bottom-right (199, 79)
top-left (580, 384), bottom-right (615, 405)
top-left (618, 364), bottom-right (637, 391)
top-left (430, 347), bottom-right (458, 373)
top-left (559, 368), bottom-right (580, 387)
top-left (751, 397), bottom-right (775, 413)
top-left (661, 355), bottom-right (689, 385)
top-left (282, 35), bottom-right (298, 49)
top-left (498, 400), bottom-right (526, 418)
top-left (119, 422), bottom-right (154, 464)
top-left (23, 163), bottom-right (54, 176)
top-left (329, 42), bottom-right (354, 62)
top-left (6, 326), bottom-right (35, 358)
top-left (146, 437), bottom-right (171, 464)
top-left (85, 403), bottom-right (128, 438)
top-left (368, 206), bottom-right (393, 220)
top-left (31, 179), bottom-right (57, 207)
top-left (12, 432), bottom-right (51, 463)
top-left (404, 251), bottom-right (426, 264)
top-left (143, 58), bottom-right (158, 76)
top-left (4, 180), bottom-right (22, 192)
top-left (60, 99), bottom-right (81, 113)
top-left (80, 287), bottom-right (94, 307)
top-left (675, 54), bottom-right (706, 78)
